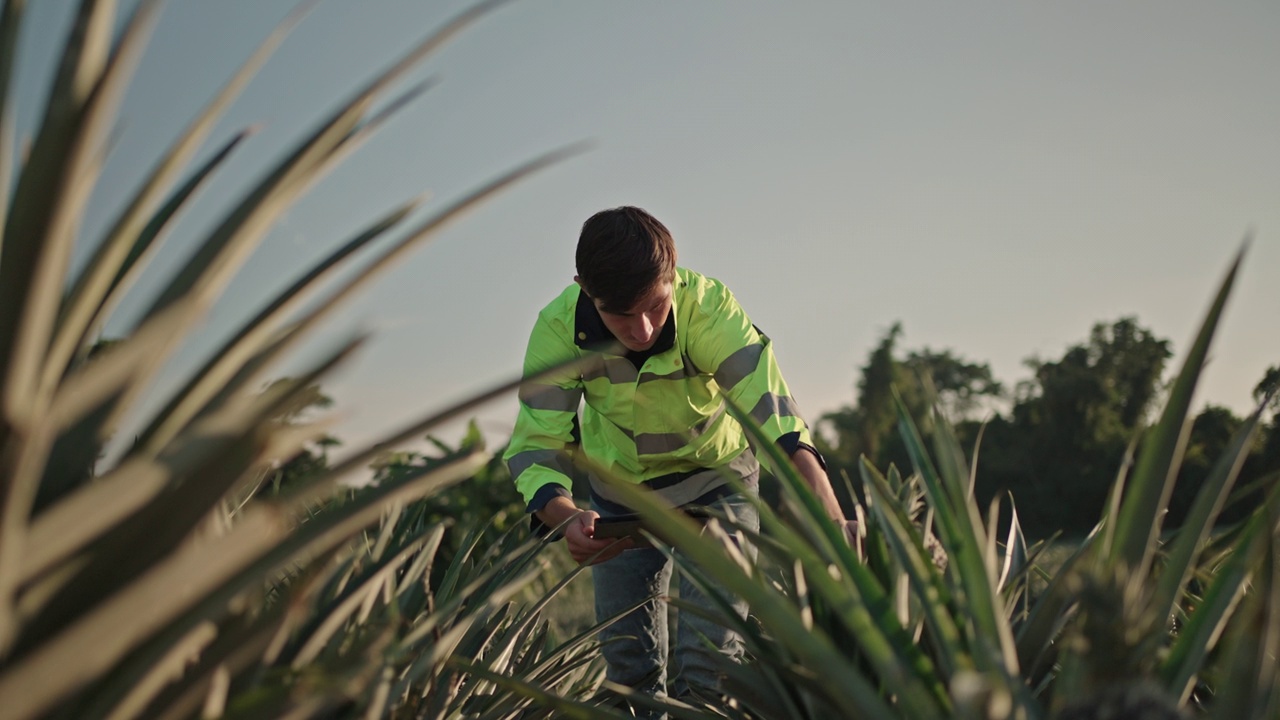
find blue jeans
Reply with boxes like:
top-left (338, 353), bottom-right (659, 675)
top-left (592, 491), bottom-right (759, 716)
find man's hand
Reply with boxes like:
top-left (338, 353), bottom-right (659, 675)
top-left (537, 496), bottom-right (633, 565)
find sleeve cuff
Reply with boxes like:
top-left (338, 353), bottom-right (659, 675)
top-left (526, 484), bottom-right (572, 538)
top-left (777, 431), bottom-right (827, 470)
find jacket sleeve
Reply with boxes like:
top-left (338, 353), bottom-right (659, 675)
top-left (688, 282), bottom-right (814, 452)
top-left (503, 310), bottom-right (584, 507)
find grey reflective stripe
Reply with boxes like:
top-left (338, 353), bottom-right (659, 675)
top-left (638, 355), bottom-right (701, 383)
top-left (634, 432), bottom-right (682, 456)
top-left (581, 356), bottom-right (638, 384)
top-left (517, 384), bottom-right (580, 413)
top-left (683, 353), bottom-right (704, 375)
top-left (507, 448), bottom-right (575, 481)
top-left (588, 449), bottom-right (760, 509)
top-left (749, 393), bottom-right (801, 425)
top-left (714, 343), bottom-right (764, 390)
top-left (634, 403), bottom-right (727, 455)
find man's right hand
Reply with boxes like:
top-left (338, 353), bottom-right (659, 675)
top-left (536, 496), bottom-right (633, 565)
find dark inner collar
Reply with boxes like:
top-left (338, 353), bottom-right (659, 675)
top-left (574, 289), bottom-right (676, 368)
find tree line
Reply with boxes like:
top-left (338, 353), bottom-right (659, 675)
top-left (814, 317), bottom-right (1280, 539)
top-left (264, 315), bottom-right (1279, 543)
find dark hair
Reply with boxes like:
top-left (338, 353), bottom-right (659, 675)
top-left (575, 206), bottom-right (677, 313)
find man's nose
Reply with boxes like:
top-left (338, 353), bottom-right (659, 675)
top-left (633, 316), bottom-right (652, 339)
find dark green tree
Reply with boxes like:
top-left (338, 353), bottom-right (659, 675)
top-left (1228, 365), bottom-right (1280, 523)
top-left (1169, 404), bottom-right (1243, 527)
top-left (1253, 365), bottom-right (1280, 413)
top-left (901, 348), bottom-right (1006, 422)
top-left (816, 323), bottom-right (1004, 512)
top-left (817, 323), bottom-right (900, 512)
top-left (986, 317), bottom-right (1172, 537)
top-left (854, 321), bottom-right (904, 467)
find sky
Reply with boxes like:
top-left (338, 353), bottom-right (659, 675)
top-left (12, 1), bottom-right (1280, 462)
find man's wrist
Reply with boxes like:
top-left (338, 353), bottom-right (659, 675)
top-left (536, 496), bottom-right (583, 529)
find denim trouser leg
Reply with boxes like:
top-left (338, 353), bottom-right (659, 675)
top-left (592, 492), bottom-right (759, 713)
top-left (594, 542), bottom-right (672, 705)
top-left (669, 493), bottom-right (757, 701)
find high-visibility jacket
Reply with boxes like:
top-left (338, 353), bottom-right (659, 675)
top-left (504, 267), bottom-right (813, 510)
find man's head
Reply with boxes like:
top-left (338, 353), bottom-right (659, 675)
top-left (575, 206), bottom-right (678, 352)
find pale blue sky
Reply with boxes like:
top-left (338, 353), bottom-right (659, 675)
top-left (14, 1), bottom-right (1280, 456)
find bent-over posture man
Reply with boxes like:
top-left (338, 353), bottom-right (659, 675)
top-left (504, 206), bottom-right (847, 714)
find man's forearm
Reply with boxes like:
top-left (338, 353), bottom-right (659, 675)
top-left (791, 448), bottom-right (845, 522)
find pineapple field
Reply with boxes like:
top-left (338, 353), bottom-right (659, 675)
top-left (0, 2), bottom-right (1276, 718)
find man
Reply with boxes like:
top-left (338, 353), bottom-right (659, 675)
top-left (504, 206), bottom-right (848, 711)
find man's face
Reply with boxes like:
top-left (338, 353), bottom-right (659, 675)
top-left (586, 280), bottom-right (673, 353)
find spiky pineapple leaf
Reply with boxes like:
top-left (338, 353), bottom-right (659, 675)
top-left (1109, 247), bottom-right (1244, 577)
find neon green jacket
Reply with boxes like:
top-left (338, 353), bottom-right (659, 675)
top-left (504, 267), bottom-right (813, 509)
